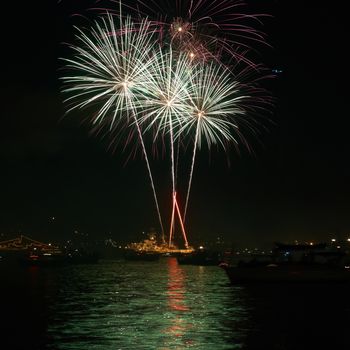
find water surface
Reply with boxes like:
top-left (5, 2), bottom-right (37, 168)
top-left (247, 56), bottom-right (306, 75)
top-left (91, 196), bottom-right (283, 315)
top-left (1, 257), bottom-right (349, 349)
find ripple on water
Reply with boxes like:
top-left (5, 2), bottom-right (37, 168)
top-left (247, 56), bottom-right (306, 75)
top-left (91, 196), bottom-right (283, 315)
top-left (46, 258), bottom-right (248, 350)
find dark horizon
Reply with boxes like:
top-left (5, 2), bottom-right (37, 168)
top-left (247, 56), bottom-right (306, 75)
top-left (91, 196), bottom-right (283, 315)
top-left (1, 1), bottom-right (348, 249)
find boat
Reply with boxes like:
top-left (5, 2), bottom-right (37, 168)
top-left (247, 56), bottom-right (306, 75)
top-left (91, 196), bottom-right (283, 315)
top-left (66, 251), bottom-right (99, 264)
top-left (177, 248), bottom-right (223, 266)
top-left (18, 252), bottom-right (68, 267)
top-left (220, 242), bottom-right (350, 283)
top-left (123, 230), bottom-right (168, 261)
top-left (17, 250), bottom-right (100, 266)
top-left (220, 262), bottom-right (350, 283)
top-left (123, 249), bottom-right (160, 261)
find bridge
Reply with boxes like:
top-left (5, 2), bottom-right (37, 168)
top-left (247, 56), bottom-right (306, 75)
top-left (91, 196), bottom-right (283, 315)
top-left (0, 235), bottom-right (60, 253)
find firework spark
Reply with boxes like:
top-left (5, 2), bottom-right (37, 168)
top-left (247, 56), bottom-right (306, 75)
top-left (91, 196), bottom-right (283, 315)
top-left (136, 48), bottom-right (194, 196)
top-left (173, 60), bottom-right (248, 221)
top-left (61, 13), bottom-right (165, 236)
top-left (113, 0), bottom-right (270, 65)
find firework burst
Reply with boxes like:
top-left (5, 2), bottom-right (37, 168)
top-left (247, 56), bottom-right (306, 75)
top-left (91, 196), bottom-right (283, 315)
top-left (60, 1), bottom-right (273, 248)
top-left (61, 14), bottom-right (156, 126)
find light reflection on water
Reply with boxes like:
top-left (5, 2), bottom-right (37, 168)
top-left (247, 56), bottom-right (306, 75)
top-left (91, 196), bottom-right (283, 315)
top-left (47, 258), bottom-right (248, 349)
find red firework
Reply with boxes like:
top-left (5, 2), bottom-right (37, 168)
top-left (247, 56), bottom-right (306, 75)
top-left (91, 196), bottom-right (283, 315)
top-left (110, 0), bottom-right (271, 66)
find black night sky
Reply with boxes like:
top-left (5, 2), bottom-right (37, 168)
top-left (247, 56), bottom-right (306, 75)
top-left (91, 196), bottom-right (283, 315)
top-left (0, 1), bottom-right (348, 248)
